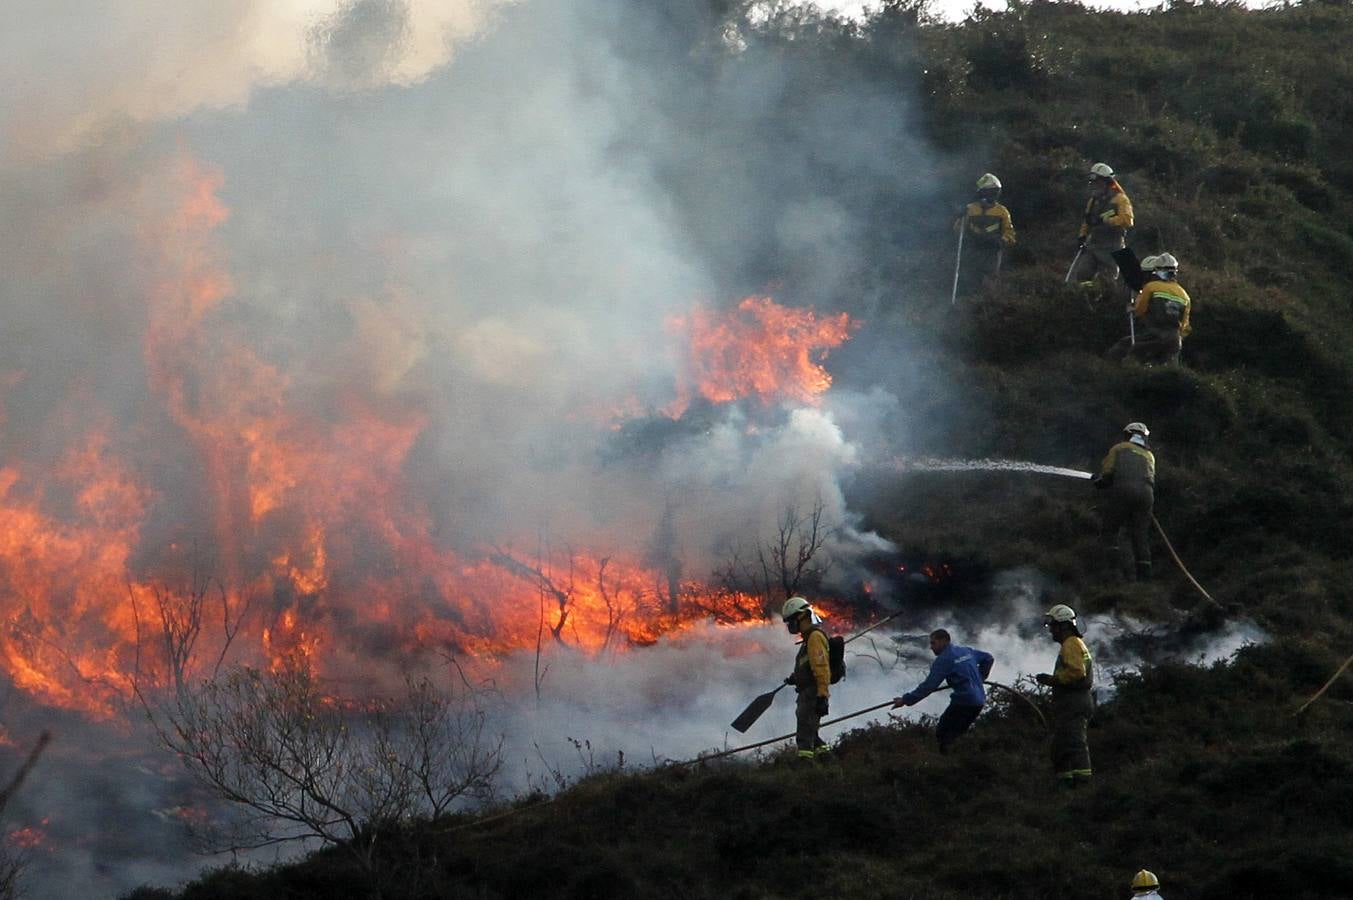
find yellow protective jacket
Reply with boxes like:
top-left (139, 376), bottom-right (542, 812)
top-left (956, 201), bottom-right (1016, 246)
top-left (1133, 279), bottom-right (1192, 338)
top-left (1053, 635), bottom-right (1093, 692)
top-left (1078, 184), bottom-right (1133, 247)
top-left (793, 626), bottom-right (831, 698)
top-left (1100, 440), bottom-right (1156, 487)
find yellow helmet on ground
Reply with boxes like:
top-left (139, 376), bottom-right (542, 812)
top-left (781, 596), bottom-right (812, 621)
top-left (1131, 869), bottom-right (1160, 890)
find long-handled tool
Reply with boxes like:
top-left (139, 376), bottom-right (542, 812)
top-left (1064, 246), bottom-right (1083, 284)
top-left (730, 682), bottom-right (789, 733)
top-left (1129, 305), bottom-right (1136, 347)
top-left (950, 218), bottom-right (965, 305)
top-left (729, 609), bottom-right (906, 733)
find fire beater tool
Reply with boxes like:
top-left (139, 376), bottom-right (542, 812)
top-left (729, 610), bottom-right (906, 733)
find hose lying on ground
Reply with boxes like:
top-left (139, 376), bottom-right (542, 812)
top-left (1294, 651), bottom-right (1353, 717)
top-left (1151, 513), bottom-right (1223, 611)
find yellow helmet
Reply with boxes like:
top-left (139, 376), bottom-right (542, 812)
top-left (1131, 869), bottom-right (1159, 890)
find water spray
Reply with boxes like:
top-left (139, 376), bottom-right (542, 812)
top-left (892, 457), bottom-right (1093, 481)
top-left (890, 456), bottom-right (1223, 611)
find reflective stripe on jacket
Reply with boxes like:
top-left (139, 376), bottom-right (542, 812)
top-left (958, 201), bottom-right (1016, 245)
top-left (1053, 635), bottom-right (1093, 692)
top-left (794, 627), bottom-right (831, 697)
top-left (902, 643), bottom-right (994, 707)
top-left (1078, 186), bottom-right (1133, 246)
top-left (1100, 441), bottom-right (1155, 487)
top-left (1134, 279), bottom-right (1192, 337)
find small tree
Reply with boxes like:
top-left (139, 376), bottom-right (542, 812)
top-left (0, 730), bottom-right (50, 900)
top-left (715, 498), bottom-right (836, 615)
top-left (149, 660), bottom-right (501, 872)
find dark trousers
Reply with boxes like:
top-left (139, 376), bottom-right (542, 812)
top-left (936, 702), bottom-right (982, 753)
top-left (1107, 326), bottom-right (1182, 365)
top-left (1051, 690), bottom-right (1094, 781)
top-left (1071, 245), bottom-right (1127, 301)
top-left (957, 242), bottom-right (1002, 296)
top-left (795, 690), bottom-right (824, 754)
top-left (1102, 486), bottom-right (1154, 579)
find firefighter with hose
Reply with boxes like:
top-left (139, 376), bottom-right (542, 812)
top-left (1035, 604), bottom-right (1094, 786)
top-left (1129, 869), bottom-right (1165, 899)
top-left (1107, 252), bottom-right (1192, 365)
top-left (1069, 162), bottom-right (1133, 298)
top-left (781, 597), bottom-right (831, 761)
top-left (952, 173), bottom-right (1016, 298)
top-left (1093, 421), bottom-right (1156, 582)
top-left (892, 629), bottom-right (994, 753)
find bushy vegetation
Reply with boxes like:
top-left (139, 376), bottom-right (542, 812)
top-left (131, 0), bottom-right (1353, 897)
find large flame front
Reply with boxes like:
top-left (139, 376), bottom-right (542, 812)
top-left (0, 160), bottom-right (857, 717)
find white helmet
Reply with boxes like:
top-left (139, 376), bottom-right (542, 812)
top-left (781, 596), bottom-right (812, 621)
top-left (1153, 252), bottom-right (1179, 270)
top-left (1140, 254), bottom-right (1160, 270)
top-left (976, 172), bottom-right (1002, 190)
top-left (1088, 162), bottom-right (1115, 179)
top-left (1124, 421), bottom-right (1150, 437)
top-left (1044, 604), bottom-right (1078, 625)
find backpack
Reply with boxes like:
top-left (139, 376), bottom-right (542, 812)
top-left (828, 635), bottom-right (846, 684)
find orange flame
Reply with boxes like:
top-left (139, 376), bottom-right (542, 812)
top-left (0, 160), bottom-right (863, 718)
top-left (665, 295), bottom-right (853, 417)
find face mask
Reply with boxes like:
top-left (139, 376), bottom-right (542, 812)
top-left (785, 619), bottom-right (801, 634)
top-left (1153, 269), bottom-right (1175, 281)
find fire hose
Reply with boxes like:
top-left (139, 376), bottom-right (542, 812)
top-left (1151, 513), bottom-right (1222, 612)
top-left (684, 679), bottom-right (1045, 767)
top-left (441, 682), bottom-right (1045, 834)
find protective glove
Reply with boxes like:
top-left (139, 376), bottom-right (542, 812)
top-left (891, 695), bottom-right (913, 709)
top-left (1077, 237), bottom-right (1087, 250)
top-left (815, 696), bottom-right (829, 716)
top-left (1035, 673), bottom-right (1057, 687)
top-left (784, 675), bottom-right (796, 686)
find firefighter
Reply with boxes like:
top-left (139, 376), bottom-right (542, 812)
top-left (954, 173), bottom-right (1016, 295)
top-left (1093, 421), bottom-right (1156, 581)
top-left (1129, 869), bottom-right (1164, 899)
top-left (1108, 253), bottom-right (1192, 365)
top-left (781, 596), bottom-right (831, 760)
top-left (1035, 604), bottom-right (1094, 786)
top-left (892, 629), bottom-right (994, 753)
top-left (1071, 162), bottom-right (1134, 297)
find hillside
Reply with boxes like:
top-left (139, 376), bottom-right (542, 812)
top-left (124, 1), bottom-right (1353, 898)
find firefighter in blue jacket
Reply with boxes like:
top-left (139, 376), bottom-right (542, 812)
top-left (892, 629), bottom-right (994, 753)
